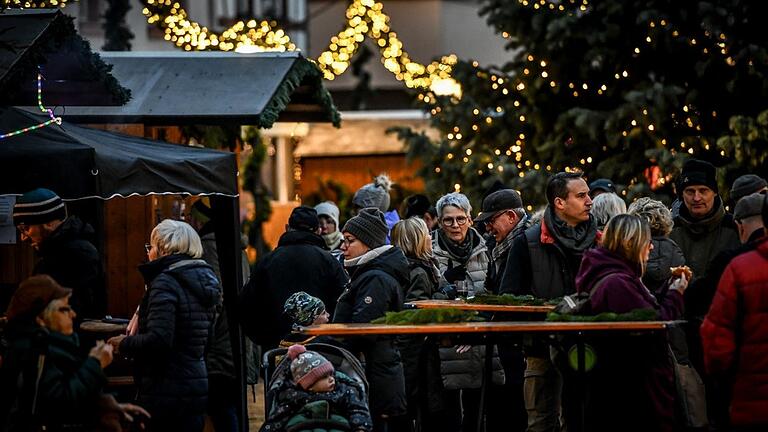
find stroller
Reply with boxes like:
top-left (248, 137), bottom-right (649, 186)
top-left (261, 343), bottom-right (369, 428)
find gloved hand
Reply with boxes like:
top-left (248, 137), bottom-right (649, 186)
top-left (443, 262), bottom-right (467, 283)
top-left (436, 284), bottom-right (459, 300)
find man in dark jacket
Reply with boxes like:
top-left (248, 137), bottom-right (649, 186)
top-left (13, 188), bottom-right (106, 320)
top-left (500, 172), bottom-right (599, 432)
top-left (239, 206), bottom-right (348, 349)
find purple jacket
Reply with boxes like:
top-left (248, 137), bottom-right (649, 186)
top-left (576, 247), bottom-right (684, 320)
top-left (575, 247), bottom-right (683, 432)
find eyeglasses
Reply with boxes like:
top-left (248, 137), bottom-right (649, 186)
top-left (57, 306), bottom-right (73, 314)
top-left (144, 243), bottom-right (152, 254)
top-left (342, 237), bottom-right (356, 246)
top-left (441, 216), bottom-right (468, 227)
top-left (483, 210), bottom-right (508, 226)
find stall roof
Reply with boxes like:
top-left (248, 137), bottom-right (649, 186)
top-left (0, 107), bottom-right (237, 199)
top-left (58, 51), bottom-right (341, 128)
top-left (0, 9), bottom-right (130, 106)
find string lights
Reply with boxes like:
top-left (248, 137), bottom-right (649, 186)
top-left (0, 71), bottom-right (62, 140)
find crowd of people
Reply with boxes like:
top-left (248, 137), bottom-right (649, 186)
top-left (1, 161), bottom-right (767, 432)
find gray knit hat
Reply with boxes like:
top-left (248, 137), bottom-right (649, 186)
top-left (13, 188), bottom-right (67, 226)
top-left (730, 174), bottom-right (768, 203)
top-left (284, 291), bottom-right (326, 327)
top-left (314, 201), bottom-right (340, 229)
top-left (352, 174), bottom-right (392, 212)
top-left (287, 344), bottom-right (335, 390)
top-left (342, 207), bottom-right (388, 249)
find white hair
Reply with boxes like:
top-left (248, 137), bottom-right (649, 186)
top-left (591, 193), bottom-right (627, 229)
top-left (436, 192), bottom-right (472, 218)
top-left (151, 219), bottom-right (203, 258)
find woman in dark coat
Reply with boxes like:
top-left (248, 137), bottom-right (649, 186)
top-left (575, 214), bottom-right (687, 432)
top-left (108, 219), bottom-right (221, 432)
top-left (333, 208), bottom-right (409, 432)
top-left (1, 275), bottom-right (147, 432)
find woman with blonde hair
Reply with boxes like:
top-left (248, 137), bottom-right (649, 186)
top-left (392, 217), bottom-right (442, 301)
top-left (574, 213), bottom-right (688, 431)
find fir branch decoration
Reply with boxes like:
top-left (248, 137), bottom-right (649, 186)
top-left (546, 308), bottom-right (658, 322)
top-left (371, 308), bottom-right (483, 325)
top-left (468, 294), bottom-right (562, 306)
top-left (102, 0), bottom-right (134, 51)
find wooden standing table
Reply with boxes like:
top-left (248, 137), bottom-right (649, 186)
top-left (301, 321), bottom-right (673, 432)
top-left (406, 299), bottom-right (556, 314)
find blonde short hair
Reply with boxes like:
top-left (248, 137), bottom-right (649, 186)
top-left (602, 214), bottom-right (651, 272)
top-left (151, 219), bottom-right (203, 258)
top-left (392, 217), bottom-right (432, 261)
top-left (627, 197), bottom-right (674, 237)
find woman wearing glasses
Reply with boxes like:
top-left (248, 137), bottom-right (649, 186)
top-left (431, 192), bottom-right (489, 297)
top-left (333, 208), bottom-right (409, 432)
top-left (1, 275), bottom-right (148, 431)
top-left (107, 219), bottom-right (221, 432)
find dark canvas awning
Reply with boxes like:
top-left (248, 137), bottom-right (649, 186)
top-left (59, 51), bottom-right (340, 128)
top-left (0, 9), bottom-right (130, 106)
top-left (0, 107), bottom-right (237, 199)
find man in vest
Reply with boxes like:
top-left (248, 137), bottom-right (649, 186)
top-left (500, 172), bottom-right (599, 432)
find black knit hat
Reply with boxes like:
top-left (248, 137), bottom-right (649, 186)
top-left (677, 159), bottom-right (718, 196)
top-left (288, 206), bottom-right (319, 232)
top-left (13, 188), bottom-right (67, 226)
top-left (342, 207), bottom-right (388, 249)
top-left (730, 174), bottom-right (768, 203)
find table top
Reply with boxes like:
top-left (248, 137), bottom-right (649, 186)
top-left (79, 320), bottom-right (128, 333)
top-left (407, 299), bottom-right (556, 313)
top-left (300, 321), bottom-right (672, 336)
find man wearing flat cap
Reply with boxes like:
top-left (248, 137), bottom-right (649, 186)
top-left (238, 206), bottom-right (348, 349)
top-left (13, 188), bottom-right (106, 321)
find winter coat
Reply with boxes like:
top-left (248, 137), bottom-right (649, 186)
top-left (485, 215), bottom-right (532, 294)
top-left (500, 220), bottom-right (600, 299)
top-left (260, 371), bottom-right (372, 432)
top-left (438, 345), bottom-right (505, 390)
top-left (432, 228), bottom-right (489, 295)
top-left (701, 238), bottom-right (768, 427)
top-left (119, 254), bottom-right (221, 416)
top-left (670, 198), bottom-right (739, 284)
top-left (643, 236), bottom-right (686, 295)
top-left (0, 322), bottom-right (106, 432)
top-left (240, 230), bottom-right (348, 349)
top-left (333, 246), bottom-right (408, 417)
top-left (34, 216), bottom-right (106, 320)
top-left (575, 247), bottom-right (684, 432)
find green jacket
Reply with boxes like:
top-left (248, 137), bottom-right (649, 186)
top-left (284, 400), bottom-right (351, 432)
top-left (670, 198), bottom-right (740, 282)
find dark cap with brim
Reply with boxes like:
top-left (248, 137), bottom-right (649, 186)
top-left (734, 192), bottom-right (766, 221)
top-left (475, 189), bottom-right (523, 222)
top-left (589, 178), bottom-right (616, 195)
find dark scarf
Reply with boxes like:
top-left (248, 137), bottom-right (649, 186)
top-left (676, 196), bottom-right (726, 235)
top-left (544, 206), bottom-right (597, 252)
top-left (492, 214), bottom-right (531, 262)
top-left (437, 228), bottom-right (481, 264)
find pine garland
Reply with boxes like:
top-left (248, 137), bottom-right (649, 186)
top-left (102, 0), bottom-right (134, 51)
top-left (546, 308), bottom-right (658, 322)
top-left (468, 294), bottom-right (562, 306)
top-left (371, 308), bottom-right (483, 325)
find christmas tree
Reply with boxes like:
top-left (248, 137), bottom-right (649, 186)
top-left (393, 0), bottom-right (768, 210)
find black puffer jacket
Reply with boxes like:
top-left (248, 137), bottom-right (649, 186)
top-left (119, 254), bottom-right (221, 415)
top-left (35, 216), bottom-right (106, 320)
top-left (240, 230), bottom-right (348, 349)
top-left (333, 246), bottom-right (409, 418)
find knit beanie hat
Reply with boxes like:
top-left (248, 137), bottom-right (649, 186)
top-left (352, 174), bottom-right (392, 212)
top-left (6, 275), bottom-right (71, 323)
top-left (314, 201), bottom-right (340, 229)
top-left (13, 188), bottom-right (67, 226)
top-left (677, 159), bottom-right (718, 196)
top-left (342, 207), bottom-right (389, 249)
top-left (288, 345), bottom-right (335, 390)
top-left (730, 174), bottom-right (768, 203)
top-left (284, 291), bottom-right (326, 326)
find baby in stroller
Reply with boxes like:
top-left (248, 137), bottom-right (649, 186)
top-left (260, 344), bottom-right (373, 432)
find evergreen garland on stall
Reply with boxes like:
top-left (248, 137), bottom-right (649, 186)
top-left (102, 0), bottom-right (134, 51)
